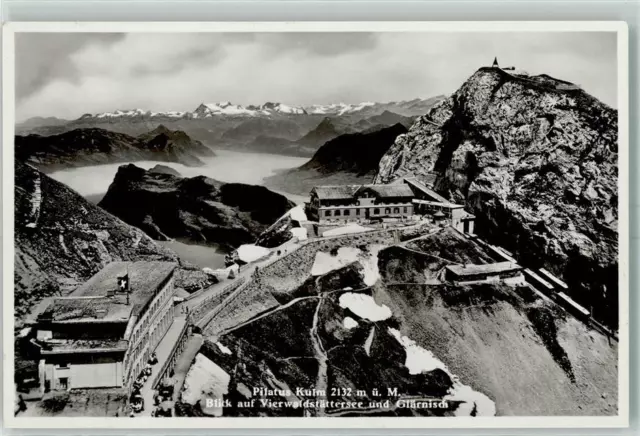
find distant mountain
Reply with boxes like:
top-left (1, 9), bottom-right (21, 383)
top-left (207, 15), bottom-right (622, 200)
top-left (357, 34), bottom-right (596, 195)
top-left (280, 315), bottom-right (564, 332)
top-left (303, 96), bottom-right (445, 118)
top-left (354, 110), bottom-right (414, 132)
top-left (221, 117), bottom-right (306, 143)
top-left (98, 164), bottom-right (296, 249)
top-left (16, 97), bottom-right (445, 156)
top-left (17, 116), bottom-right (69, 130)
top-left (264, 123), bottom-right (407, 195)
top-left (248, 102), bottom-right (307, 115)
top-left (14, 160), bottom-right (215, 323)
top-left (137, 124), bottom-right (215, 158)
top-left (15, 126), bottom-right (211, 172)
top-left (69, 98), bottom-right (442, 122)
top-left (294, 117), bottom-right (356, 151)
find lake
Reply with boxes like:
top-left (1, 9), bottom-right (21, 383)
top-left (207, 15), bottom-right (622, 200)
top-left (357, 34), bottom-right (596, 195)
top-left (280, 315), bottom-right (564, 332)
top-left (48, 150), bottom-right (310, 269)
top-left (48, 149), bottom-right (309, 204)
top-left (158, 239), bottom-right (228, 270)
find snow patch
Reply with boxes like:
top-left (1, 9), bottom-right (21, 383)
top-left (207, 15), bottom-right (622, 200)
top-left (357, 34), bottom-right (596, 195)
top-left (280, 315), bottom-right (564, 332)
top-left (311, 246), bottom-right (381, 286)
top-left (216, 342), bottom-right (232, 355)
top-left (322, 223), bottom-right (373, 237)
top-left (503, 274), bottom-right (526, 286)
top-left (359, 245), bottom-right (383, 286)
top-left (388, 328), bottom-right (496, 417)
top-left (237, 244), bottom-right (271, 263)
top-left (343, 317), bottom-right (359, 329)
top-left (364, 327), bottom-right (375, 356)
top-left (305, 102), bottom-right (375, 115)
top-left (339, 293), bottom-right (391, 321)
top-left (181, 353), bottom-right (230, 417)
top-left (203, 263), bottom-right (239, 279)
top-left (196, 102), bottom-right (258, 117)
top-left (291, 227), bottom-right (308, 241)
top-left (289, 205), bottom-right (307, 222)
top-left (311, 247), bottom-right (360, 276)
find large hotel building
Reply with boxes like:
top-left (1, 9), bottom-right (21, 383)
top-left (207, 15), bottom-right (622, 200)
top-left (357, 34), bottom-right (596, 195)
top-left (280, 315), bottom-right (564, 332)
top-left (32, 261), bottom-right (177, 393)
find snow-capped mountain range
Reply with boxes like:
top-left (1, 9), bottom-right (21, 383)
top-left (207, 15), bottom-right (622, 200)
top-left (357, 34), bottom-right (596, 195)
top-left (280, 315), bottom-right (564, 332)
top-left (77, 99), bottom-right (431, 120)
top-left (17, 96), bottom-right (445, 156)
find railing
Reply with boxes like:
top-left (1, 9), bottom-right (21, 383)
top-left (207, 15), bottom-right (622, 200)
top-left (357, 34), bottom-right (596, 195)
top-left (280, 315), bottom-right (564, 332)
top-left (151, 314), bottom-right (191, 391)
top-left (195, 277), bottom-right (254, 330)
top-left (190, 277), bottom-right (246, 325)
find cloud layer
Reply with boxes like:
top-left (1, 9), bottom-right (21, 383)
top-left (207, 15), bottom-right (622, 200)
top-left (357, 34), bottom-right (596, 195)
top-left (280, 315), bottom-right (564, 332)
top-left (16, 31), bottom-right (617, 121)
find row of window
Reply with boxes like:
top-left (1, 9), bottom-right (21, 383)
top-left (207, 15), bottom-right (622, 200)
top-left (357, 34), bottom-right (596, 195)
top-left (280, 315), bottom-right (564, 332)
top-left (323, 207), bottom-right (409, 217)
top-left (124, 281), bottom-right (173, 378)
top-left (130, 280), bottom-right (172, 346)
top-left (124, 304), bottom-right (172, 382)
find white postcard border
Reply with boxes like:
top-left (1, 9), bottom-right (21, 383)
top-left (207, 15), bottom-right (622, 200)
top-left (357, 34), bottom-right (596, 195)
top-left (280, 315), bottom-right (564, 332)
top-left (1, 20), bottom-right (629, 429)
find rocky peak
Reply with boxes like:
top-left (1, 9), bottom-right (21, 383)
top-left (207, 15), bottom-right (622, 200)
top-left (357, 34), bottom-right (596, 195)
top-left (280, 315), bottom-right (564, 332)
top-left (149, 124), bottom-right (171, 135)
top-left (375, 66), bottom-right (619, 327)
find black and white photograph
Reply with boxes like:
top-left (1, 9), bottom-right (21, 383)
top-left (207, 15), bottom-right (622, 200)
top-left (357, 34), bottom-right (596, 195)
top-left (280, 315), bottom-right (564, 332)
top-left (3, 22), bottom-right (628, 428)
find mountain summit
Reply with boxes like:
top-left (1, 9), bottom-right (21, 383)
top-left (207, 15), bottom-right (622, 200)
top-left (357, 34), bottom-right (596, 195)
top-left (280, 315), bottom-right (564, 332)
top-left (375, 66), bottom-right (618, 327)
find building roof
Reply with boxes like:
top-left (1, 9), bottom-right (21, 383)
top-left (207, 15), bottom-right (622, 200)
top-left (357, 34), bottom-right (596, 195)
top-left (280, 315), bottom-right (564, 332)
top-left (413, 199), bottom-right (464, 209)
top-left (356, 184), bottom-right (414, 198)
top-left (43, 296), bottom-right (133, 323)
top-left (556, 292), bottom-right (589, 316)
top-left (446, 261), bottom-right (522, 277)
top-left (539, 268), bottom-right (569, 290)
top-left (404, 178), bottom-right (451, 204)
top-left (312, 185), bottom-right (359, 200)
top-left (312, 184), bottom-right (413, 201)
top-left (36, 338), bottom-right (129, 355)
top-left (70, 261), bottom-right (177, 316)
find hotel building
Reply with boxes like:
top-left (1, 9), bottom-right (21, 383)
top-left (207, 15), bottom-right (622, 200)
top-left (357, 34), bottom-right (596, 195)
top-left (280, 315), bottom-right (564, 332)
top-left (32, 261), bottom-right (177, 393)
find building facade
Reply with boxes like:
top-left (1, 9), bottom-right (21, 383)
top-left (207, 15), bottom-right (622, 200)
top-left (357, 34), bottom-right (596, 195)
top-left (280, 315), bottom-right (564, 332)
top-left (404, 178), bottom-right (476, 234)
top-left (33, 261), bottom-right (177, 394)
top-left (445, 261), bottom-right (523, 285)
top-left (308, 184), bottom-right (415, 224)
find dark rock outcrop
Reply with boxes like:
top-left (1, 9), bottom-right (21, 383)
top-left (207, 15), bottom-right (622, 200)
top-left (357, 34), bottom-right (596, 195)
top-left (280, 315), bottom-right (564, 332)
top-left (264, 124), bottom-right (407, 195)
top-left (149, 164), bottom-right (182, 177)
top-left (375, 67), bottom-right (618, 327)
top-left (98, 164), bottom-right (296, 249)
top-left (15, 125), bottom-right (212, 172)
top-left (137, 124), bottom-right (215, 159)
top-left (302, 123), bottom-right (408, 175)
top-left (14, 160), bottom-right (215, 322)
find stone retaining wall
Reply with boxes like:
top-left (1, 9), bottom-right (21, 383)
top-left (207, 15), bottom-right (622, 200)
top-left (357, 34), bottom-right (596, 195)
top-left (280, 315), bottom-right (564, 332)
top-left (190, 278), bottom-right (246, 324)
top-left (254, 222), bottom-right (434, 294)
top-left (200, 222), bottom-right (434, 332)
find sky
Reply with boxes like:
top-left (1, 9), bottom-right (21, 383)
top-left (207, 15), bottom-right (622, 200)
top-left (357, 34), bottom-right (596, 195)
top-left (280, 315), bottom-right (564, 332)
top-left (15, 31), bottom-right (618, 121)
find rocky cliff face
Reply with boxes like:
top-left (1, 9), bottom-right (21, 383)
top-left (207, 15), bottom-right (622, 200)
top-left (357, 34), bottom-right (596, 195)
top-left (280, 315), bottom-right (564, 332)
top-left (375, 67), bottom-right (618, 327)
top-left (14, 160), bottom-right (215, 323)
top-left (98, 164), bottom-right (296, 249)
